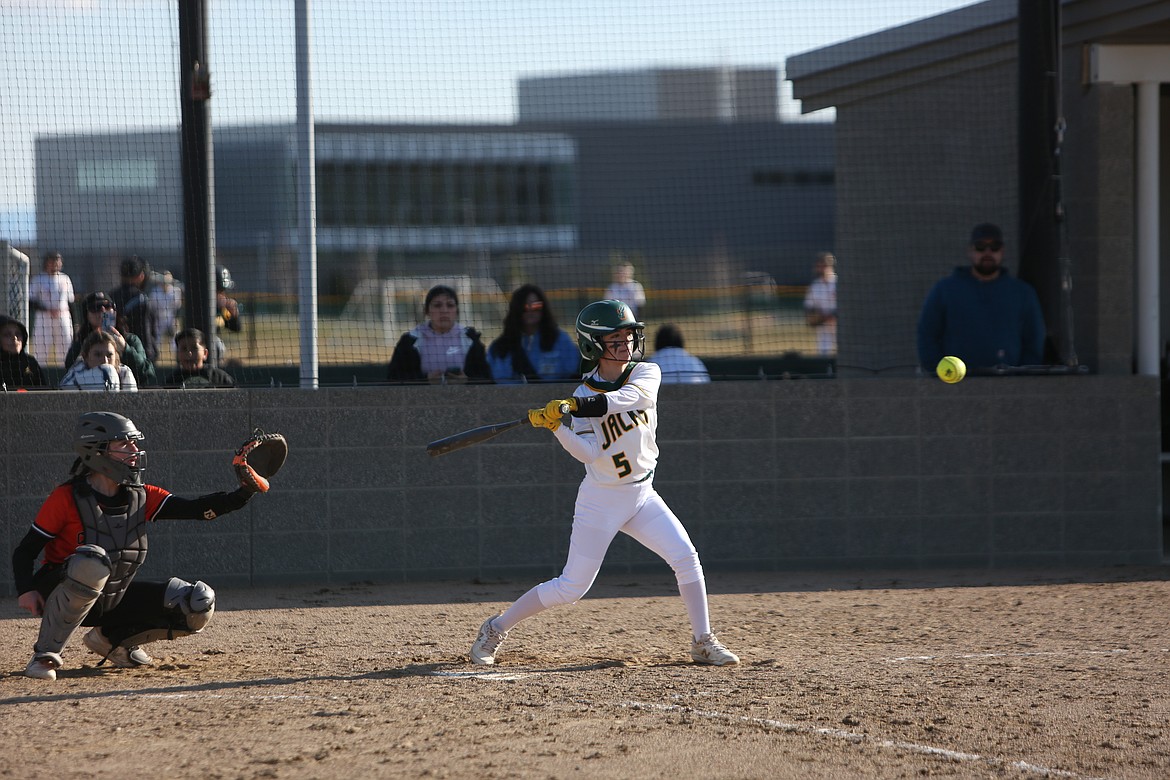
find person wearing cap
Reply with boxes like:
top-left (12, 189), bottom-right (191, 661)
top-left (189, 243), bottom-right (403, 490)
top-left (65, 291), bottom-right (157, 386)
top-left (916, 223), bottom-right (1046, 373)
top-left (110, 255), bottom-right (162, 364)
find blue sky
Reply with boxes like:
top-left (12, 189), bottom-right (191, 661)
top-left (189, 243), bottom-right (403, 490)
top-left (0, 0), bottom-right (978, 232)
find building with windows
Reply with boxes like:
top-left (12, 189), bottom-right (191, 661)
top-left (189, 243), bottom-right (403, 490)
top-left (35, 120), bottom-right (833, 302)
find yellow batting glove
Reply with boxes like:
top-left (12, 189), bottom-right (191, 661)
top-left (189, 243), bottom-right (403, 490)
top-left (528, 408), bottom-right (560, 432)
top-left (544, 398), bottom-right (577, 420)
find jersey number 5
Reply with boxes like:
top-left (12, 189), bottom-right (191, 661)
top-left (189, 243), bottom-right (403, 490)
top-left (612, 452), bottom-right (632, 478)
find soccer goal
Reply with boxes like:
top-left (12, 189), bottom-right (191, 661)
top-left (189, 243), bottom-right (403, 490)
top-left (1, 241), bottom-right (30, 328)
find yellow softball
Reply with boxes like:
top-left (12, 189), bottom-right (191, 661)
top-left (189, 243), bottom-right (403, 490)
top-left (936, 356), bottom-right (966, 384)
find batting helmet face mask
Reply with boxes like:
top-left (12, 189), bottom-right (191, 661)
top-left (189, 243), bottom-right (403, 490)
top-left (575, 299), bottom-right (645, 361)
top-left (72, 411), bottom-right (148, 486)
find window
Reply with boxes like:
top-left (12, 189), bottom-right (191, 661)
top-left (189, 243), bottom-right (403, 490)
top-left (77, 159), bottom-right (158, 192)
top-left (341, 163), bottom-right (365, 225)
top-left (317, 162), bottom-right (339, 226)
top-left (494, 164), bottom-right (514, 225)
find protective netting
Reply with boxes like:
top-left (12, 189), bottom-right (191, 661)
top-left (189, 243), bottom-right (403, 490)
top-left (0, 1), bottom-right (978, 386)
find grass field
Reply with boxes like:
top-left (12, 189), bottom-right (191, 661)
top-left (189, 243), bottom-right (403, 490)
top-left (230, 306), bottom-right (823, 367)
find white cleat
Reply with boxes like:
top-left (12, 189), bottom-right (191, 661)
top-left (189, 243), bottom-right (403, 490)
top-left (25, 652), bottom-right (63, 680)
top-left (690, 632), bottom-right (740, 666)
top-left (83, 627), bottom-right (153, 668)
top-left (470, 615), bottom-right (508, 665)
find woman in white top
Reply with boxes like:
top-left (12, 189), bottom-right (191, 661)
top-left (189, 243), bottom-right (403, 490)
top-left (603, 261), bottom-right (646, 319)
top-left (803, 252), bottom-right (838, 355)
top-left (29, 251), bottom-right (75, 366)
top-left (60, 331), bottom-right (138, 392)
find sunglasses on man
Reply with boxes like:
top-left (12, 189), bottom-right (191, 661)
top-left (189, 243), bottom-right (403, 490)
top-left (973, 241), bottom-right (1003, 253)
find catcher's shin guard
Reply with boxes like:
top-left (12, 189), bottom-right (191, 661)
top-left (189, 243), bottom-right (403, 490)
top-left (34, 545), bottom-right (112, 655)
top-left (118, 577), bottom-right (216, 647)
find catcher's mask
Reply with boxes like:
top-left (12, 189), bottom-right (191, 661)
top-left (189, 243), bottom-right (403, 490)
top-left (575, 299), bottom-right (645, 362)
top-left (72, 411), bottom-right (147, 486)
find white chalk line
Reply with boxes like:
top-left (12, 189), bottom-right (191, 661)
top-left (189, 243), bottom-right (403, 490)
top-left (122, 692), bottom-right (332, 702)
top-left (431, 668), bottom-right (1115, 779)
top-left (429, 669), bottom-right (536, 681)
top-left (114, 659), bottom-right (1137, 779)
top-left (885, 648), bottom-right (1169, 663)
top-left (619, 701), bottom-right (1111, 780)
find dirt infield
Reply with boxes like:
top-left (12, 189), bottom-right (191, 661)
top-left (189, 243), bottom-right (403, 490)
top-left (3, 567), bottom-right (1169, 779)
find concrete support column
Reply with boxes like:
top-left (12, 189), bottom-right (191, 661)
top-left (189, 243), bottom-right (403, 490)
top-left (1136, 81), bottom-right (1160, 375)
top-left (1088, 45), bottom-right (1170, 376)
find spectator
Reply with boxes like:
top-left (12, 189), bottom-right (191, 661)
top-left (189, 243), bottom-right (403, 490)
top-left (214, 265), bottom-right (241, 363)
top-left (487, 284), bottom-right (581, 384)
top-left (164, 328), bottom-right (237, 389)
top-left (387, 285), bottom-right (491, 383)
top-left (649, 324), bottom-right (711, 384)
top-left (60, 331), bottom-right (138, 392)
top-left (66, 292), bottom-right (157, 387)
top-left (916, 223), bottom-right (1046, 373)
top-left (604, 260), bottom-right (647, 319)
top-left (110, 255), bottom-right (162, 363)
top-left (803, 251), bottom-right (838, 355)
top-left (150, 270), bottom-right (184, 341)
top-left (13, 411), bottom-right (263, 680)
top-left (0, 315), bottom-right (46, 390)
top-left (28, 251), bottom-right (75, 367)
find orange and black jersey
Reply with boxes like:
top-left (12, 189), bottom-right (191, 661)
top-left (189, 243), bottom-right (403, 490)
top-left (12, 480), bottom-right (253, 595)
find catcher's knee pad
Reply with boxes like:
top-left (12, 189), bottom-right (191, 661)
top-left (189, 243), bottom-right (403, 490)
top-left (668, 551), bottom-right (704, 586)
top-left (164, 577), bottom-right (216, 631)
top-left (67, 545), bottom-right (114, 589)
top-left (117, 578), bottom-right (217, 648)
top-left (35, 546), bottom-right (113, 655)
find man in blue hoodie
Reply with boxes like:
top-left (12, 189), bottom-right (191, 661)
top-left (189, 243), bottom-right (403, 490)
top-left (916, 223), bottom-right (1046, 373)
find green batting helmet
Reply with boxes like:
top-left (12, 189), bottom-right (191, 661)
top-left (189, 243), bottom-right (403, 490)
top-left (575, 299), bottom-right (645, 361)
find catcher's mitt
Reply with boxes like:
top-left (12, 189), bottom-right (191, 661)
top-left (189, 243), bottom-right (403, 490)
top-left (233, 428), bottom-right (288, 494)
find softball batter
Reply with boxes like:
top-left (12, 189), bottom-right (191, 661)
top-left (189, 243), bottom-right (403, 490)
top-left (470, 299), bottom-right (738, 666)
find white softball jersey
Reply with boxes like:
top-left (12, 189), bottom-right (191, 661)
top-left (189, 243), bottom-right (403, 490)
top-left (553, 360), bottom-right (661, 486)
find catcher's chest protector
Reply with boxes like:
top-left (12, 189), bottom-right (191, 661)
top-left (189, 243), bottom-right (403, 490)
top-left (73, 482), bottom-right (148, 613)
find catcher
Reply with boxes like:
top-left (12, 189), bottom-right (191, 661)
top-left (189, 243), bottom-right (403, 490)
top-left (12, 412), bottom-right (287, 680)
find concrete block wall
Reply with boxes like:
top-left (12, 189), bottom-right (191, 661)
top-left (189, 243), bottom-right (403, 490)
top-left (0, 375), bottom-right (1161, 595)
